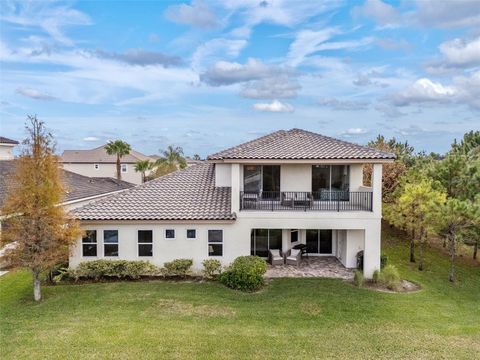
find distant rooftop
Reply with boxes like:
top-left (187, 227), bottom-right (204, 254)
top-left (208, 129), bottom-right (395, 161)
top-left (61, 145), bottom-right (153, 164)
top-left (0, 136), bottom-right (19, 145)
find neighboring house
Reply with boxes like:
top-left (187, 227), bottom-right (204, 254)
top-left (0, 160), bottom-right (134, 212)
top-left (61, 145), bottom-right (155, 185)
top-left (0, 137), bottom-right (18, 161)
top-left (70, 129), bottom-right (395, 278)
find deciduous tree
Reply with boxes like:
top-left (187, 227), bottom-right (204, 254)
top-left (1, 116), bottom-right (81, 301)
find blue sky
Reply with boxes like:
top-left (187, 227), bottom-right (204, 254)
top-left (0, 0), bottom-right (479, 157)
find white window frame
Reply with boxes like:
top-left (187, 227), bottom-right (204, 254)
top-left (121, 164), bottom-right (128, 173)
top-left (94, 163), bottom-right (100, 170)
top-left (186, 229), bottom-right (197, 240)
top-left (103, 229), bottom-right (119, 257)
top-left (208, 229), bottom-right (223, 257)
top-left (137, 229), bottom-right (153, 257)
top-left (82, 230), bottom-right (97, 257)
top-left (164, 229), bottom-right (176, 240)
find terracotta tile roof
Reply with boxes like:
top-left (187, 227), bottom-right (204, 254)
top-left (208, 129), bottom-right (395, 161)
top-left (73, 163), bottom-right (235, 221)
top-left (0, 160), bottom-right (134, 209)
top-left (0, 136), bottom-right (19, 145)
top-left (61, 145), bottom-right (153, 164)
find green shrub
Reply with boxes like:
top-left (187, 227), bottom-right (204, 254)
top-left (380, 254), bottom-right (388, 269)
top-left (202, 259), bottom-right (222, 280)
top-left (70, 260), bottom-right (158, 281)
top-left (162, 259), bottom-right (193, 278)
top-left (372, 270), bottom-right (380, 284)
top-left (219, 256), bottom-right (267, 291)
top-left (380, 265), bottom-right (401, 291)
top-left (353, 270), bottom-right (364, 287)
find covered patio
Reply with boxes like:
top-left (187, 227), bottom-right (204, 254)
top-left (265, 256), bottom-right (354, 279)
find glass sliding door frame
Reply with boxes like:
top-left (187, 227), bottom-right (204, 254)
top-left (312, 165), bottom-right (350, 200)
top-left (305, 229), bottom-right (333, 255)
top-left (243, 165), bottom-right (280, 198)
top-left (251, 229), bottom-right (282, 258)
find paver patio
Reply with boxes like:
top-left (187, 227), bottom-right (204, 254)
top-left (265, 256), bottom-right (354, 279)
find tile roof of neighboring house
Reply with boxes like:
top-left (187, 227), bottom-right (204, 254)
top-left (73, 163), bottom-right (234, 221)
top-left (61, 145), bottom-right (153, 164)
top-left (0, 136), bottom-right (19, 145)
top-left (0, 160), bottom-right (134, 209)
top-left (208, 128), bottom-right (396, 161)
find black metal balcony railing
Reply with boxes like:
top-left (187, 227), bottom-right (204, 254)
top-left (240, 191), bottom-right (373, 212)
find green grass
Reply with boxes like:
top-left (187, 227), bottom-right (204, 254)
top-left (1, 228), bottom-right (479, 359)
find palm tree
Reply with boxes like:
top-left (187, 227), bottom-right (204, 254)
top-left (156, 145), bottom-right (187, 169)
top-left (134, 160), bottom-right (153, 183)
top-left (105, 140), bottom-right (131, 180)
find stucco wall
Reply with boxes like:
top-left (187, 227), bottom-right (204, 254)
top-left (0, 144), bottom-right (15, 160)
top-left (215, 163), bottom-right (231, 187)
top-left (280, 164), bottom-right (311, 192)
top-left (63, 163), bottom-right (141, 184)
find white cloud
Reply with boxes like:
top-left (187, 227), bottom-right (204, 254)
top-left (438, 36), bottom-right (480, 67)
top-left (0, 1), bottom-right (91, 46)
top-left (390, 78), bottom-right (458, 106)
top-left (16, 87), bottom-right (56, 101)
top-left (83, 136), bottom-right (100, 142)
top-left (252, 100), bottom-right (294, 113)
top-left (191, 38), bottom-right (247, 70)
top-left (415, 0), bottom-right (480, 28)
top-left (240, 76), bottom-right (300, 99)
top-left (94, 49), bottom-right (182, 67)
top-left (165, 1), bottom-right (218, 29)
top-left (344, 128), bottom-right (368, 135)
top-left (286, 28), bottom-right (338, 67)
top-left (352, 0), bottom-right (401, 27)
top-left (317, 97), bottom-right (369, 111)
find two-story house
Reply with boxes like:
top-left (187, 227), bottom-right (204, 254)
top-left (70, 129), bottom-right (395, 277)
top-left (61, 145), bottom-right (155, 185)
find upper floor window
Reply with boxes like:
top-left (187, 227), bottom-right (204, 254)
top-left (243, 165), bottom-right (280, 195)
top-left (138, 230), bottom-right (153, 257)
top-left (82, 230), bottom-right (97, 257)
top-left (94, 164), bottom-right (99, 170)
top-left (121, 164), bottom-right (128, 173)
top-left (104, 230), bottom-right (119, 257)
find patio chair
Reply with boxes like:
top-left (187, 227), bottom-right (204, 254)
top-left (268, 249), bottom-right (284, 265)
top-left (285, 249), bottom-right (302, 266)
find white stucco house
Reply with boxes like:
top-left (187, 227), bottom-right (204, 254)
top-left (0, 137), bottom-right (18, 161)
top-left (60, 145), bottom-right (155, 185)
top-left (70, 129), bottom-right (395, 278)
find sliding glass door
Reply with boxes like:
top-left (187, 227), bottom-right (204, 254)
top-left (251, 229), bottom-right (282, 257)
top-left (312, 165), bottom-right (350, 200)
top-left (306, 230), bottom-right (333, 254)
top-left (243, 165), bottom-right (280, 197)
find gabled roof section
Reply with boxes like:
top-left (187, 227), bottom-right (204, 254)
top-left (61, 145), bottom-right (153, 164)
top-left (72, 163), bottom-right (234, 221)
top-left (0, 136), bottom-right (19, 145)
top-left (208, 129), bottom-right (396, 161)
top-left (0, 160), bottom-right (134, 209)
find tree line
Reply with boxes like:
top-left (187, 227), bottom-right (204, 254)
top-left (366, 131), bottom-right (480, 282)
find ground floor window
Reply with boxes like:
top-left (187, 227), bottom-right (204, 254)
top-left (165, 229), bottom-right (175, 239)
top-left (250, 229), bottom-right (282, 257)
top-left (138, 230), bottom-right (153, 257)
top-left (208, 230), bottom-right (223, 256)
top-left (104, 230), bottom-right (119, 257)
top-left (186, 229), bottom-right (196, 239)
top-left (306, 229), bottom-right (332, 254)
top-left (82, 230), bottom-right (97, 257)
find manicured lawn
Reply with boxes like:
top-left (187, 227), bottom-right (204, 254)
top-left (1, 228), bottom-right (479, 359)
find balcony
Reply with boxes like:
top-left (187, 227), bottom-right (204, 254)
top-left (240, 191), bottom-right (373, 212)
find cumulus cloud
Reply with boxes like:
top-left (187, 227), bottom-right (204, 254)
top-left (240, 76), bottom-right (300, 99)
top-left (95, 49), bottom-right (182, 67)
top-left (317, 97), bottom-right (369, 111)
top-left (415, 0), bottom-right (480, 28)
top-left (16, 87), bottom-right (56, 101)
top-left (439, 37), bottom-right (480, 66)
top-left (200, 58), bottom-right (277, 86)
top-left (352, 0), bottom-right (401, 27)
top-left (164, 1), bottom-right (217, 29)
top-left (389, 78), bottom-right (458, 106)
top-left (252, 100), bottom-right (294, 113)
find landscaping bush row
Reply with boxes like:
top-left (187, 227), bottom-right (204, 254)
top-left (353, 265), bottom-right (401, 291)
top-left (58, 256), bottom-right (267, 292)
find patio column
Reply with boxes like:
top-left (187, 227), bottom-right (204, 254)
top-left (372, 163), bottom-right (382, 215)
top-left (363, 224), bottom-right (381, 278)
top-left (282, 229), bottom-right (290, 254)
top-left (231, 164), bottom-right (240, 213)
